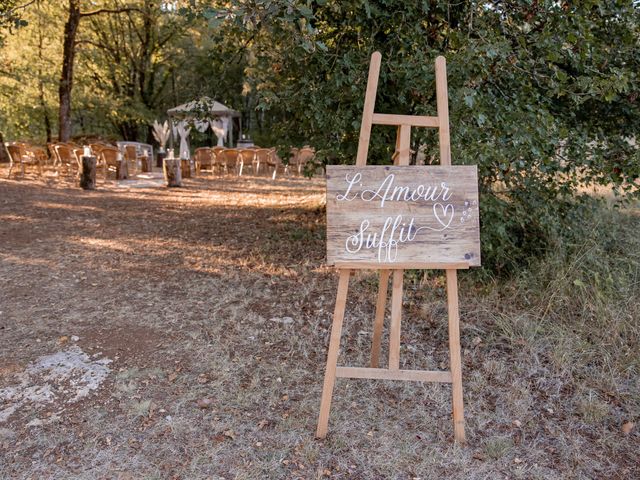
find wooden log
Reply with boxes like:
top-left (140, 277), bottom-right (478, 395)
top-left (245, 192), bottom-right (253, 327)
top-left (156, 151), bottom-right (166, 168)
top-left (79, 155), bottom-right (96, 190)
top-left (163, 158), bottom-right (182, 187)
top-left (181, 158), bottom-right (191, 178)
top-left (140, 155), bottom-right (151, 173)
top-left (116, 158), bottom-right (128, 180)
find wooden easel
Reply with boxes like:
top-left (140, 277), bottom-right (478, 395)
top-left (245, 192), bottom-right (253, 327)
top-left (316, 52), bottom-right (467, 443)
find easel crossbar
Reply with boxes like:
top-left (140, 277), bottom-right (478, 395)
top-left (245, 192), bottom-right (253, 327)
top-left (371, 113), bottom-right (439, 128)
top-left (336, 367), bottom-right (452, 383)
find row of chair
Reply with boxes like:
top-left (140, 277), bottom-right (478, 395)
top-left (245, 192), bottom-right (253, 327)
top-left (5, 142), bottom-right (317, 180)
top-left (193, 146), bottom-right (315, 179)
top-left (5, 141), bottom-right (152, 179)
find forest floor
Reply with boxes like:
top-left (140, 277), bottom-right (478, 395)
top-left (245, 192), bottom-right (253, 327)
top-left (0, 166), bottom-right (638, 479)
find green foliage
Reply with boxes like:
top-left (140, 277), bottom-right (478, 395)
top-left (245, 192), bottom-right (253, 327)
top-left (197, 0), bottom-right (640, 274)
top-left (0, 1), bottom-right (28, 45)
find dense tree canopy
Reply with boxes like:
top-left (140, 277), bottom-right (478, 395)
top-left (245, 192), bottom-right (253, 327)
top-left (1, 0), bottom-right (638, 272)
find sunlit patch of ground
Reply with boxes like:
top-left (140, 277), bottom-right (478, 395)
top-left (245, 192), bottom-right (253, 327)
top-left (0, 165), bottom-right (638, 479)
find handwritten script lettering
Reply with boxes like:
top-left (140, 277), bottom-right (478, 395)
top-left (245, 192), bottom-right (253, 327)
top-left (337, 172), bottom-right (452, 208)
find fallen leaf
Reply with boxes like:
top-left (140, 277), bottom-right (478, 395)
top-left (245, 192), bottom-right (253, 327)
top-left (512, 420), bottom-right (522, 427)
top-left (223, 429), bottom-right (236, 440)
top-left (168, 372), bottom-right (178, 383)
top-left (196, 398), bottom-right (214, 409)
top-left (622, 421), bottom-right (635, 435)
top-left (58, 336), bottom-right (69, 345)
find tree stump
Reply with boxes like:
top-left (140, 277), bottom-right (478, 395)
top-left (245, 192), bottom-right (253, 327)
top-left (163, 158), bottom-right (182, 187)
top-left (116, 158), bottom-right (128, 180)
top-left (79, 155), bottom-right (97, 190)
top-left (156, 151), bottom-right (166, 168)
top-left (140, 155), bottom-right (151, 173)
top-left (181, 158), bottom-right (191, 178)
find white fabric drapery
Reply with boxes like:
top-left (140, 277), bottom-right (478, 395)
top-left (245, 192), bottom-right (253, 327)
top-left (211, 118), bottom-right (229, 147)
top-left (177, 121), bottom-right (191, 159)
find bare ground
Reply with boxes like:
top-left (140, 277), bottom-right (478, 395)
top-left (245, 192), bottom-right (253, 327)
top-left (0, 168), bottom-right (638, 479)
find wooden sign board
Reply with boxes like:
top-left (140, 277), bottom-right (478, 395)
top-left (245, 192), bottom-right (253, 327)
top-left (326, 165), bottom-right (481, 268)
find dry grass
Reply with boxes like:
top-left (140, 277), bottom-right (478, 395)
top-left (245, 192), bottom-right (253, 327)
top-left (0, 167), bottom-right (638, 479)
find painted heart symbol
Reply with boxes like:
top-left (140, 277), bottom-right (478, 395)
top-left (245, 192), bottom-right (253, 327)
top-left (433, 203), bottom-right (454, 229)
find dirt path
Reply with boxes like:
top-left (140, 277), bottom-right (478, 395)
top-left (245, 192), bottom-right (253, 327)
top-left (1, 170), bottom-right (637, 479)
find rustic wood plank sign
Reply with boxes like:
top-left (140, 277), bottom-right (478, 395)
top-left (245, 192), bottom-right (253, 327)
top-left (326, 165), bottom-right (480, 268)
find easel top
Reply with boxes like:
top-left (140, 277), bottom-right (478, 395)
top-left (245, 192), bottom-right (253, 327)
top-left (356, 52), bottom-right (452, 167)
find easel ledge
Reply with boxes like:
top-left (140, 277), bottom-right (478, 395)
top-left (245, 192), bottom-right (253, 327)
top-left (333, 262), bottom-right (470, 270)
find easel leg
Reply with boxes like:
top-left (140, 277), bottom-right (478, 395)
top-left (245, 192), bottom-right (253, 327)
top-left (370, 269), bottom-right (390, 368)
top-left (316, 269), bottom-right (351, 439)
top-left (388, 269), bottom-right (403, 371)
top-left (446, 269), bottom-right (466, 444)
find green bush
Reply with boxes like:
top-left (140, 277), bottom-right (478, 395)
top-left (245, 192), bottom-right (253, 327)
top-left (196, 0), bottom-right (639, 275)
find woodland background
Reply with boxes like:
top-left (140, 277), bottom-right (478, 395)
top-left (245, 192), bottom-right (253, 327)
top-left (0, 3), bottom-right (639, 477)
top-left (1, 0), bottom-right (639, 270)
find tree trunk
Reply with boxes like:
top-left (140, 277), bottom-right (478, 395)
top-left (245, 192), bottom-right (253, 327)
top-left (156, 150), bottom-right (166, 168)
top-left (181, 158), bottom-right (191, 179)
top-left (140, 154), bottom-right (151, 173)
top-left (116, 157), bottom-right (128, 180)
top-left (37, 0), bottom-right (52, 143)
top-left (163, 158), bottom-right (182, 187)
top-left (79, 155), bottom-right (96, 190)
top-left (0, 131), bottom-right (9, 163)
top-left (58, 0), bottom-right (81, 142)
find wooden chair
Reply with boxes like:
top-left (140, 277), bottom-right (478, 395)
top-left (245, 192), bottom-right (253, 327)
top-left (237, 149), bottom-right (256, 176)
top-left (123, 144), bottom-right (140, 174)
top-left (6, 143), bottom-right (42, 178)
top-left (219, 148), bottom-right (241, 175)
top-left (54, 143), bottom-right (79, 177)
top-left (98, 146), bottom-right (121, 179)
top-left (71, 145), bottom-right (84, 169)
top-left (194, 147), bottom-right (214, 175)
top-left (47, 143), bottom-right (59, 167)
top-left (253, 148), bottom-right (272, 176)
top-left (89, 143), bottom-right (105, 156)
top-left (266, 148), bottom-right (288, 179)
top-left (210, 147), bottom-right (225, 175)
top-left (27, 145), bottom-right (48, 169)
top-left (293, 146), bottom-right (316, 175)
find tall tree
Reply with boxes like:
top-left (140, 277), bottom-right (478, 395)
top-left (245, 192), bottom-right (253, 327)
top-left (58, 0), bottom-right (138, 141)
top-left (81, 1), bottom-right (190, 140)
